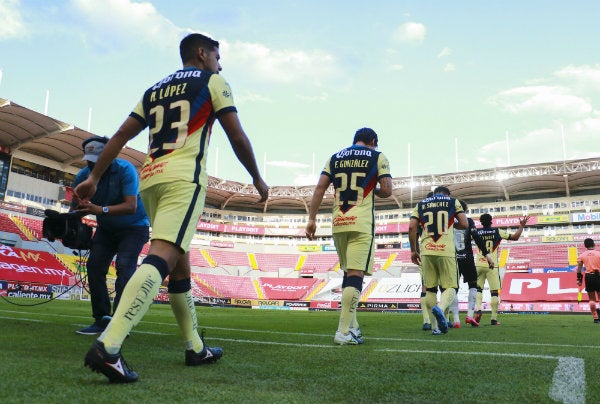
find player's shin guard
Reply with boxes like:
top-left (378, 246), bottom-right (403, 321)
top-left (169, 278), bottom-right (203, 352)
top-left (420, 292), bottom-right (430, 324)
top-left (339, 275), bottom-right (362, 334)
top-left (425, 290), bottom-right (438, 329)
top-left (590, 301), bottom-right (598, 319)
top-left (467, 288), bottom-right (477, 317)
top-left (99, 255), bottom-right (168, 354)
top-left (476, 288), bottom-right (483, 311)
top-left (490, 293), bottom-right (499, 320)
top-left (440, 287), bottom-right (456, 313)
top-left (449, 291), bottom-right (459, 323)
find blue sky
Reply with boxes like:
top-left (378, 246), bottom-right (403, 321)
top-left (1, 0), bottom-right (600, 186)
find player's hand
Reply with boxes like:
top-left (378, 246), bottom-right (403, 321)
top-left (411, 251), bottom-right (421, 266)
top-left (74, 178), bottom-right (98, 203)
top-left (254, 177), bottom-right (269, 203)
top-left (519, 215), bottom-right (530, 227)
top-left (305, 220), bottom-right (316, 240)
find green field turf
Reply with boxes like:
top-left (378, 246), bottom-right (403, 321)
top-left (0, 299), bottom-right (596, 403)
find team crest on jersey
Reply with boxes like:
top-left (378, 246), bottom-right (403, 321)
top-left (222, 90), bottom-right (231, 97)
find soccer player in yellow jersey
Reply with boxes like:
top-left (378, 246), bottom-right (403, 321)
top-left (75, 33), bottom-right (268, 383)
top-left (576, 238), bottom-right (600, 323)
top-left (473, 213), bottom-right (529, 326)
top-left (409, 186), bottom-right (468, 335)
top-left (305, 128), bottom-right (392, 345)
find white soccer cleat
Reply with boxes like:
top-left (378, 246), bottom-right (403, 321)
top-left (334, 331), bottom-right (362, 345)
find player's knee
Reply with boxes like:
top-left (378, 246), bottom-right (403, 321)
top-left (468, 281), bottom-right (477, 289)
top-left (426, 287), bottom-right (438, 294)
top-left (167, 277), bottom-right (191, 293)
top-left (477, 287), bottom-right (483, 293)
top-left (141, 254), bottom-right (170, 280)
top-left (345, 275), bottom-right (363, 292)
top-left (491, 291), bottom-right (499, 297)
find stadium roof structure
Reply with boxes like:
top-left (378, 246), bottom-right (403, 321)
top-left (2, 97), bottom-right (600, 214)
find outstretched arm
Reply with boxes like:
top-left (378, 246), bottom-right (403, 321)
top-left (305, 174), bottom-right (331, 240)
top-left (409, 217), bottom-right (421, 266)
top-left (509, 215), bottom-right (530, 241)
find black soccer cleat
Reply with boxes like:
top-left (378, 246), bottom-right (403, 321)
top-left (84, 340), bottom-right (138, 383)
top-left (185, 346), bottom-right (223, 365)
top-left (185, 329), bottom-right (223, 366)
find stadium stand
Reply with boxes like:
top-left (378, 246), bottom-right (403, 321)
top-left (2, 98), bottom-right (600, 310)
top-left (0, 213), bottom-right (29, 240)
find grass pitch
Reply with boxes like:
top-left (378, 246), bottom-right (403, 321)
top-left (0, 299), bottom-right (596, 403)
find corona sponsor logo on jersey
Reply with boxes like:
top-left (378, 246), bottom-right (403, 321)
top-left (424, 242), bottom-right (446, 251)
top-left (333, 216), bottom-right (357, 226)
top-left (151, 69), bottom-right (202, 90)
top-left (335, 148), bottom-right (372, 159)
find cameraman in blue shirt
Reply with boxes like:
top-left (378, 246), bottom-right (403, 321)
top-left (72, 136), bottom-right (150, 335)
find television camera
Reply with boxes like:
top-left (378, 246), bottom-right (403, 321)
top-left (42, 209), bottom-right (93, 250)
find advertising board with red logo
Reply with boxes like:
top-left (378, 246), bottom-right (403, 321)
top-left (0, 245), bottom-right (72, 285)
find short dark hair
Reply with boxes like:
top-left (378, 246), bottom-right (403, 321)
top-left (353, 127), bottom-right (378, 147)
top-left (180, 33), bottom-right (219, 63)
top-left (433, 186), bottom-right (450, 196)
top-left (480, 213), bottom-right (493, 227)
top-left (584, 238), bottom-right (595, 248)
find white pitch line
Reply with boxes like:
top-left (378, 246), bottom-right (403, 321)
top-left (549, 357), bottom-right (586, 404)
top-left (378, 348), bottom-right (586, 404)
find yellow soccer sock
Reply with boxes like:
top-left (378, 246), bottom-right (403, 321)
top-left (440, 288), bottom-right (456, 313)
top-left (425, 292), bottom-right (438, 329)
top-left (170, 290), bottom-right (203, 352)
top-left (420, 295), bottom-right (430, 324)
top-left (350, 309), bottom-right (360, 330)
top-left (99, 264), bottom-right (163, 354)
top-left (490, 296), bottom-right (499, 320)
top-left (338, 286), bottom-right (360, 334)
top-left (476, 291), bottom-right (483, 312)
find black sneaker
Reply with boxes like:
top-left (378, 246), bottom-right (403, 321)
top-left (185, 330), bottom-right (223, 366)
top-left (84, 340), bottom-right (138, 383)
top-left (185, 346), bottom-right (223, 365)
top-left (491, 319), bottom-right (501, 326)
top-left (76, 316), bottom-right (112, 335)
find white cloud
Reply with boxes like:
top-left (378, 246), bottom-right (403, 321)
top-left (443, 63), bottom-right (456, 72)
top-left (437, 47), bottom-right (452, 58)
top-left (221, 40), bottom-right (340, 86)
top-left (292, 173), bottom-right (319, 186)
top-left (267, 161), bottom-right (310, 169)
top-left (296, 92), bottom-right (328, 102)
top-left (388, 64), bottom-right (404, 71)
top-left (71, 0), bottom-right (184, 51)
top-left (489, 85), bottom-right (592, 117)
top-left (554, 64), bottom-right (600, 91)
top-left (392, 22), bottom-right (426, 44)
top-left (0, 0), bottom-right (26, 39)
top-left (235, 91), bottom-right (272, 104)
